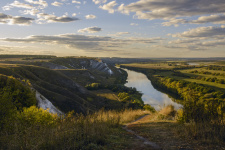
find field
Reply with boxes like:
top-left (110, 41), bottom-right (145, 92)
top-left (122, 61), bottom-right (225, 91)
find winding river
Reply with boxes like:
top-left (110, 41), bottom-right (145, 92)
top-left (123, 68), bottom-right (182, 110)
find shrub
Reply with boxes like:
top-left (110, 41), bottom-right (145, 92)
top-left (16, 106), bottom-right (58, 127)
top-left (143, 104), bottom-right (156, 113)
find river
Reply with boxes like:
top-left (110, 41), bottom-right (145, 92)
top-left (123, 68), bottom-right (182, 110)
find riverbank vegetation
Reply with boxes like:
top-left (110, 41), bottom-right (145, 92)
top-left (121, 61), bottom-right (225, 145)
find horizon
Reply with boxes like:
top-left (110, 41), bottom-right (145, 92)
top-left (1, 0), bottom-right (225, 58)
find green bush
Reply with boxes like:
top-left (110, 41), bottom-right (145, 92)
top-left (0, 75), bottom-right (36, 130)
top-left (143, 104), bottom-right (156, 113)
top-left (17, 106), bottom-right (58, 127)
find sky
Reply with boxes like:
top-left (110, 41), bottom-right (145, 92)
top-left (0, 0), bottom-right (225, 58)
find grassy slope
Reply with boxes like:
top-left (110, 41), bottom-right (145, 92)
top-left (0, 56), bottom-right (127, 114)
top-left (127, 114), bottom-right (225, 150)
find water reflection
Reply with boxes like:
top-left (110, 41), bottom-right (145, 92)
top-left (188, 62), bottom-right (199, 66)
top-left (123, 68), bottom-right (182, 110)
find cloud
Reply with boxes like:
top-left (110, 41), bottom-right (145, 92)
top-left (109, 32), bottom-right (130, 37)
top-left (162, 14), bottom-right (225, 26)
top-left (162, 19), bottom-right (189, 27)
top-left (99, 1), bottom-right (117, 14)
top-left (3, 34), bottom-right (112, 51)
top-left (169, 39), bottom-right (198, 44)
top-left (9, 16), bottom-right (35, 25)
top-left (72, 0), bottom-right (81, 4)
top-left (171, 26), bottom-right (225, 38)
top-left (166, 25), bottom-right (225, 51)
top-left (121, 0), bottom-right (225, 21)
top-left (130, 23), bottom-right (138, 26)
top-left (118, 4), bottom-right (129, 15)
top-left (93, 0), bottom-right (107, 5)
top-left (24, 0), bottom-right (48, 8)
top-left (2, 34), bottom-right (161, 52)
top-left (37, 13), bottom-right (79, 23)
top-left (51, 1), bottom-right (63, 7)
top-left (0, 13), bottom-right (34, 25)
top-left (192, 14), bottom-right (225, 24)
top-left (85, 14), bottom-right (96, 19)
top-left (78, 27), bottom-right (102, 33)
top-left (20, 9), bottom-right (40, 16)
top-left (3, 1), bottom-right (34, 10)
top-left (201, 39), bottom-right (225, 47)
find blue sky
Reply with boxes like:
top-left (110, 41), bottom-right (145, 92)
top-left (0, 0), bottom-right (225, 58)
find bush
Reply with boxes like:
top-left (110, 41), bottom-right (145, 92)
top-left (17, 106), bottom-right (58, 127)
top-left (143, 104), bottom-right (156, 113)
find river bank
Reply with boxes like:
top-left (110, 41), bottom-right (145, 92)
top-left (122, 68), bottom-right (182, 110)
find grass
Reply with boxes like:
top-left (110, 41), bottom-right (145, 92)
top-left (92, 89), bottom-right (120, 101)
top-left (124, 63), bottom-right (176, 69)
top-left (127, 106), bottom-right (225, 150)
top-left (0, 108), bottom-right (152, 150)
top-left (123, 62), bottom-right (225, 91)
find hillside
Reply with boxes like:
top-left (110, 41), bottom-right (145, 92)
top-left (0, 56), bottom-right (126, 114)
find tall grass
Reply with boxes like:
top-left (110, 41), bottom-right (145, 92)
top-left (0, 107), bottom-right (150, 150)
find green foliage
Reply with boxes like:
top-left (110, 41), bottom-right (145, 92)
top-left (143, 104), bottom-right (156, 113)
top-left (17, 106), bottom-right (58, 127)
top-left (118, 92), bottom-right (130, 102)
top-left (207, 65), bottom-right (225, 71)
top-left (0, 75), bottom-right (36, 129)
top-left (85, 83), bottom-right (102, 90)
top-left (0, 108), bottom-right (150, 149)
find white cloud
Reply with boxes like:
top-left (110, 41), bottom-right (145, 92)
top-left (120, 0), bottom-right (225, 23)
top-left (24, 0), bottom-right (48, 8)
top-left (109, 32), bottom-right (130, 37)
top-left (162, 18), bottom-right (189, 27)
top-left (72, 0), bottom-right (81, 4)
top-left (3, 1), bottom-right (34, 10)
top-left (37, 13), bottom-right (79, 23)
top-left (51, 1), bottom-right (63, 7)
top-left (130, 23), bottom-right (138, 26)
top-left (118, 4), bottom-right (129, 15)
top-left (167, 25), bottom-right (225, 51)
top-left (0, 13), bottom-right (34, 26)
top-left (85, 14), bottom-right (96, 19)
top-left (78, 27), bottom-right (102, 33)
top-left (20, 9), bottom-right (40, 16)
top-left (162, 14), bottom-right (225, 26)
top-left (93, 0), bottom-right (107, 5)
top-left (99, 1), bottom-right (117, 14)
top-left (72, 13), bottom-right (77, 16)
top-left (192, 14), bottom-right (225, 24)
top-left (172, 26), bottom-right (225, 39)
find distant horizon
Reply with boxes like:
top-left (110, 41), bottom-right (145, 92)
top-left (1, 54), bottom-right (225, 60)
top-left (1, 0), bottom-right (225, 57)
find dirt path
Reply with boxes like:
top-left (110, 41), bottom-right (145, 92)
top-left (123, 115), bottom-right (162, 150)
top-left (125, 114), bottom-right (225, 150)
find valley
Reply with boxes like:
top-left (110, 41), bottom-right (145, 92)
top-left (1, 55), bottom-right (225, 149)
